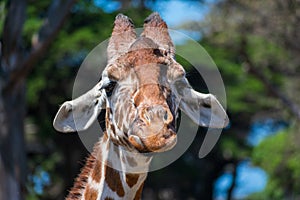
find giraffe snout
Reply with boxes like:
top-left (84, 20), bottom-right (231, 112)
top-left (140, 105), bottom-right (173, 126)
top-left (129, 105), bottom-right (177, 153)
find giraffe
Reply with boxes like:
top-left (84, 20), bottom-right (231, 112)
top-left (53, 12), bottom-right (229, 200)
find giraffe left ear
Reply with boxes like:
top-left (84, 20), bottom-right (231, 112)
top-left (53, 82), bottom-right (106, 132)
top-left (172, 78), bottom-right (229, 129)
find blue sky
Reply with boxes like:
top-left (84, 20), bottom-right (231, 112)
top-left (247, 119), bottom-right (288, 146)
top-left (214, 119), bottom-right (287, 200)
top-left (94, 0), bottom-right (208, 27)
top-left (214, 160), bottom-right (268, 200)
top-left (94, 0), bottom-right (209, 43)
top-left (147, 1), bottom-right (208, 43)
top-left (146, 1), bottom-right (208, 27)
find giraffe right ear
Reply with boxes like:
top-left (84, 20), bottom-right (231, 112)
top-left (53, 81), bottom-right (106, 132)
top-left (107, 13), bottom-right (136, 64)
top-left (141, 12), bottom-right (175, 57)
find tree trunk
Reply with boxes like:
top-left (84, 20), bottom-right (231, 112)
top-left (0, 82), bottom-right (26, 199)
top-left (0, 0), bottom-right (75, 198)
top-left (0, 0), bottom-right (27, 198)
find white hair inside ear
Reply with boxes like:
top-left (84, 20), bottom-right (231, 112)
top-left (53, 81), bottom-right (107, 132)
top-left (172, 78), bottom-right (229, 129)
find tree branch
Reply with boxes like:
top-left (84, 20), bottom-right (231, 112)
top-left (3, 0), bottom-right (76, 94)
top-left (1, 0), bottom-right (26, 71)
top-left (227, 160), bottom-right (238, 200)
top-left (240, 37), bottom-right (300, 120)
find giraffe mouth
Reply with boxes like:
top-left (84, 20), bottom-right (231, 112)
top-left (128, 126), bottom-right (177, 153)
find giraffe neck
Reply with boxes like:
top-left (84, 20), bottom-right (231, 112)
top-left (66, 134), bottom-right (152, 200)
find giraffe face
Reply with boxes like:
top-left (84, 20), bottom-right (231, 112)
top-left (106, 44), bottom-right (180, 153)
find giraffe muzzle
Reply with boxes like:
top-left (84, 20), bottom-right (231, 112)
top-left (128, 105), bottom-right (177, 152)
top-left (140, 105), bottom-right (173, 126)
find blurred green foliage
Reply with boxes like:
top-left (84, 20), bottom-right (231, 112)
top-left (0, 1), bottom-right (6, 35)
top-left (202, 40), bottom-right (269, 113)
top-left (250, 126), bottom-right (300, 199)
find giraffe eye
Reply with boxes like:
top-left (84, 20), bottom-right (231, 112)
top-left (131, 100), bottom-right (137, 108)
top-left (104, 81), bottom-right (117, 97)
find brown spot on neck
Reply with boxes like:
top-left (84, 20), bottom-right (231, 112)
top-left (91, 150), bottom-right (102, 183)
top-left (105, 162), bottom-right (125, 197)
top-left (134, 182), bottom-right (144, 200)
top-left (84, 185), bottom-right (98, 200)
top-left (126, 173), bottom-right (140, 188)
top-left (104, 197), bottom-right (114, 200)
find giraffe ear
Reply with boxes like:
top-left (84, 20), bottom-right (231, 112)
top-left (172, 78), bottom-right (229, 128)
top-left (141, 12), bottom-right (175, 57)
top-left (167, 61), bottom-right (185, 81)
top-left (107, 13), bottom-right (136, 63)
top-left (53, 81), bottom-right (106, 132)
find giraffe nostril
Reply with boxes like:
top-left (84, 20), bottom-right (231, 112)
top-left (163, 109), bottom-right (173, 124)
top-left (163, 130), bottom-right (175, 139)
top-left (163, 111), bottom-right (168, 121)
top-left (141, 106), bottom-right (173, 124)
top-left (143, 111), bottom-right (151, 123)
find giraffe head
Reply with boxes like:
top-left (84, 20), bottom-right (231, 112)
top-left (104, 39), bottom-right (178, 153)
top-left (53, 13), bottom-right (229, 154)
